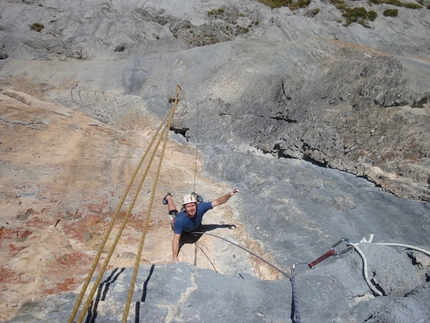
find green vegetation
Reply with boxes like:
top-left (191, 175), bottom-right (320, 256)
top-left (368, 10), bottom-right (378, 21)
top-left (207, 7), bottom-right (251, 37)
top-left (290, 0), bottom-right (311, 10)
top-left (330, 0), bottom-right (348, 12)
top-left (206, 0), bottom-right (424, 31)
top-left (359, 21), bottom-right (371, 28)
top-left (312, 8), bottom-right (321, 16)
top-left (253, 0), bottom-right (424, 25)
top-left (342, 7), bottom-right (368, 26)
top-left (30, 22), bottom-right (44, 32)
top-left (341, 7), bottom-right (377, 27)
top-left (404, 2), bottom-right (422, 8)
top-left (383, 8), bottom-right (399, 16)
top-left (254, 0), bottom-right (292, 9)
top-left (369, 0), bottom-right (422, 8)
top-left (220, 24), bottom-right (250, 37)
top-left (329, 0), bottom-right (376, 27)
top-left (413, 97), bottom-right (428, 108)
top-left (208, 8), bottom-right (226, 17)
top-left (236, 25), bottom-right (250, 34)
top-left (254, 0), bottom-right (311, 10)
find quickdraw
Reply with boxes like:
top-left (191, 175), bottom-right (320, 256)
top-left (308, 238), bottom-right (353, 269)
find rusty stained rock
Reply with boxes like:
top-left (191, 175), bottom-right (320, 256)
top-left (0, 89), bottom-right (266, 321)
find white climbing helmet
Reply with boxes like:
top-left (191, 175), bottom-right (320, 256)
top-left (182, 194), bottom-right (197, 205)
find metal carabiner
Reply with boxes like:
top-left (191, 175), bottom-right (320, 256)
top-left (331, 238), bottom-right (353, 256)
top-left (308, 238), bottom-right (353, 269)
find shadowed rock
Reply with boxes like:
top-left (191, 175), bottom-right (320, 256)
top-left (1, 0), bottom-right (429, 322)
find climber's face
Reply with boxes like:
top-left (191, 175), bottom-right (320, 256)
top-left (184, 202), bottom-right (197, 218)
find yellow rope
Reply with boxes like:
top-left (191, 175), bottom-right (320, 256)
top-left (68, 105), bottom-right (176, 323)
top-left (75, 115), bottom-right (173, 323)
top-left (122, 85), bottom-right (184, 322)
top-left (67, 105), bottom-right (175, 323)
top-left (69, 56), bottom-right (191, 321)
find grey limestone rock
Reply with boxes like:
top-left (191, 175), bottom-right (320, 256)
top-left (1, 0), bottom-right (430, 322)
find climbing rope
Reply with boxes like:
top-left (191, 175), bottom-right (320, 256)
top-left (289, 235), bottom-right (430, 322)
top-left (346, 234), bottom-right (430, 297)
top-left (67, 85), bottom-right (184, 323)
top-left (306, 235), bottom-right (430, 299)
top-left (290, 263), bottom-right (307, 323)
top-left (190, 231), bottom-right (304, 323)
top-left (375, 241), bottom-right (430, 256)
top-left (349, 243), bottom-right (383, 296)
top-left (193, 102), bottom-right (199, 193)
top-left (195, 242), bottom-right (218, 273)
top-left (192, 231), bottom-right (291, 278)
top-left (122, 85), bottom-right (184, 322)
top-left (67, 108), bottom-right (174, 323)
top-left (65, 79), bottom-right (429, 323)
top-left (191, 232), bottom-right (430, 323)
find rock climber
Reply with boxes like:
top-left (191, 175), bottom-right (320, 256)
top-left (162, 188), bottom-right (239, 262)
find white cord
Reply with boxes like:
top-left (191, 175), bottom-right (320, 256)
top-left (375, 243), bottom-right (430, 257)
top-left (348, 242), bottom-right (383, 296)
top-left (348, 234), bottom-right (430, 297)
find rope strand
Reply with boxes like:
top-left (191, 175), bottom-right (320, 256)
top-left (122, 85), bottom-right (183, 322)
top-left (193, 102), bottom-right (199, 193)
top-left (67, 105), bottom-right (176, 323)
top-left (192, 231), bottom-right (290, 278)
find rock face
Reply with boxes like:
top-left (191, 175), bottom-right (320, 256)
top-left (0, 0), bottom-right (430, 322)
top-left (8, 253), bottom-right (430, 323)
top-left (140, 40), bottom-right (430, 201)
top-left (1, 0), bottom-right (429, 201)
top-left (0, 89), bottom-right (267, 321)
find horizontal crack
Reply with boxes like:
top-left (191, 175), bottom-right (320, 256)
top-left (0, 118), bottom-right (44, 126)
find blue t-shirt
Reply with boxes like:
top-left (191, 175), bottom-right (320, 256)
top-left (173, 201), bottom-right (213, 234)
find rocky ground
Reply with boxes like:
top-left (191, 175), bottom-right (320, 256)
top-left (1, 0), bottom-right (430, 322)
